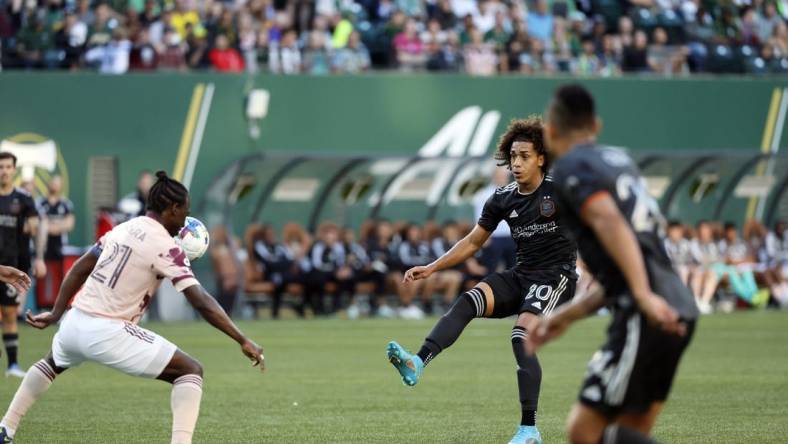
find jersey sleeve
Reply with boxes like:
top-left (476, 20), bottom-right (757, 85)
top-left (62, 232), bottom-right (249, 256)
top-left (554, 156), bottom-right (611, 215)
top-left (22, 194), bottom-right (40, 219)
top-left (477, 192), bottom-right (504, 232)
top-left (63, 199), bottom-right (74, 214)
top-left (90, 232), bottom-right (108, 257)
top-left (154, 243), bottom-right (200, 292)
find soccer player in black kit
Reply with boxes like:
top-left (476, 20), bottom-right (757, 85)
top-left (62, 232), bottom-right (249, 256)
top-left (0, 152), bottom-right (48, 378)
top-left (386, 117), bottom-right (577, 444)
top-left (528, 85), bottom-right (697, 444)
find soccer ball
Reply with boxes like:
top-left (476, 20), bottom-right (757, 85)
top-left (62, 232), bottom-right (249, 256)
top-left (176, 217), bottom-right (210, 261)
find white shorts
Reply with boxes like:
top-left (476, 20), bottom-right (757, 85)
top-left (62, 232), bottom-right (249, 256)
top-left (52, 308), bottom-right (177, 378)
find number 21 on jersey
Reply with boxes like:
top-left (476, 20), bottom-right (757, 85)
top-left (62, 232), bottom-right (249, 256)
top-left (90, 243), bottom-right (133, 289)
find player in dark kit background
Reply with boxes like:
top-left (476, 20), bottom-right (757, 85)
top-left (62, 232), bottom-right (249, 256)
top-left (0, 152), bottom-right (48, 378)
top-left (529, 85), bottom-right (697, 444)
top-left (385, 117), bottom-right (577, 444)
top-left (35, 175), bottom-right (75, 310)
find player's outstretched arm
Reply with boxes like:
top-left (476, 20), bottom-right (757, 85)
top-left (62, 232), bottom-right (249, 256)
top-left (26, 250), bottom-right (99, 329)
top-left (580, 192), bottom-right (685, 336)
top-left (404, 224), bottom-right (492, 282)
top-left (183, 285), bottom-right (265, 372)
top-left (0, 265), bottom-right (32, 294)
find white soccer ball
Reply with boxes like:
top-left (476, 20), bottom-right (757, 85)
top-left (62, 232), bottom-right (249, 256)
top-left (176, 216), bottom-right (210, 261)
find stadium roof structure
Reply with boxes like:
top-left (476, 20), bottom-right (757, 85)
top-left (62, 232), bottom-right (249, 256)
top-left (198, 151), bottom-right (788, 234)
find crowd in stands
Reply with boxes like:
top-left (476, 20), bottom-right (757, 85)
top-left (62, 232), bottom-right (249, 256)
top-left (211, 216), bottom-right (788, 319)
top-left (215, 219), bottom-right (490, 319)
top-left (2, 0), bottom-right (787, 75)
top-left (664, 219), bottom-right (788, 313)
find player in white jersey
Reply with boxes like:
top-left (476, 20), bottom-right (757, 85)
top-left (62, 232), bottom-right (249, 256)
top-left (0, 171), bottom-right (264, 444)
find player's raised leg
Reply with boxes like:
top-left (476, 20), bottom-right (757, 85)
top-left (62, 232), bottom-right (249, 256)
top-left (387, 281), bottom-right (494, 386)
top-left (0, 352), bottom-right (66, 442)
top-left (157, 350), bottom-right (205, 444)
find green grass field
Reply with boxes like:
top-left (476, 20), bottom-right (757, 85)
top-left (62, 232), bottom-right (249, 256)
top-left (2, 310), bottom-right (787, 443)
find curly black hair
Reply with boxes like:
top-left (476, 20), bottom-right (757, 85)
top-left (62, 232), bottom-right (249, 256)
top-left (494, 115), bottom-right (547, 173)
top-left (147, 171), bottom-right (189, 213)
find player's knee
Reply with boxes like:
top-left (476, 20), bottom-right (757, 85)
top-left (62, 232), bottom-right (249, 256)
top-left (566, 414), bottom-right (606, 444)
top-left (456, 287), bottom-right (487, 319)
top-left (566, 420), bottom-right (596, 444)
top-left (178, 356), bottom-right (203, 378)
top-left (188, 359), bottom-right (204, 377)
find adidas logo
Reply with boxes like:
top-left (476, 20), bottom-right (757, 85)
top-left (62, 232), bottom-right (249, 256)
top-left (509, 209), bottom-right (518, 218)
top-left (531, 301), bottom-right (542, 309)
top-left (582, 385), bottom-right (602, 402)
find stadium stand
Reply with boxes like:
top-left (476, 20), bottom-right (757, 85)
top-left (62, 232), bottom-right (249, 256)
top-left (1, 0), bottom-right (787, 75)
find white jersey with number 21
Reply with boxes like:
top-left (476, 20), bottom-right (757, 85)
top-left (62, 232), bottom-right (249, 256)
top-left (72, 216), bottom-right (199, 324)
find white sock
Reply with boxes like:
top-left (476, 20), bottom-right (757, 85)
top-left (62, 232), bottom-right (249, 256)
top-left (171, 374), bottom-right (203, 444)
top-left (1, 360), bottom-right (56, 436)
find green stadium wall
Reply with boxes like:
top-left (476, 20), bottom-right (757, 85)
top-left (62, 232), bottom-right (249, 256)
top-left (0, 73), bottom-right (786, 245)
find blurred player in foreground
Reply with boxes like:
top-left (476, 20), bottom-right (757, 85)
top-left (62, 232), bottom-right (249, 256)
top-left (530, 84), bottom-right (697, 444)
top-left (0, 171), bottom-right (264, 444)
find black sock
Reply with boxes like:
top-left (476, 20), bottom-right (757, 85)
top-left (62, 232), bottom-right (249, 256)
top-left (416, 292), bottom-right (479, 366)
top-left (600, 425), bottom-right (660, 444)
top-left (512, 326), bottom-right (541, 426)
top-left (3, 333), bottom-right (18, 367)
top-left (521, 409), bottom-right (536, 427)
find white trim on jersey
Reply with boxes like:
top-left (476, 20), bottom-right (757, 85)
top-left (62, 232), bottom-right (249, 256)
top-left (605, 314), bottom-right (641, 405)
top-left (496, 182), bottom-right (518, 194)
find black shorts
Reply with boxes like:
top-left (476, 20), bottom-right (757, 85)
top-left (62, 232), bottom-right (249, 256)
top-left (480, 268), bottom-right (576, 318)
top-left (0, 282), bottom-right (20, 306)
top-left (578, 309), bottom-right (696, 417)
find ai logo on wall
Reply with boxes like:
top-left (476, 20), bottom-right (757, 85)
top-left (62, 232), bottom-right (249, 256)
top-left (0, 133), bottom-right (69, 197)
top-left (418, 106), bottom-right (501, 157)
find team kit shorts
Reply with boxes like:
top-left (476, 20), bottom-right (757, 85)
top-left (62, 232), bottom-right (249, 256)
top-left (480, 268), bottom-right (577, 318)
top-left (52, 308), bottom-right (177, 378)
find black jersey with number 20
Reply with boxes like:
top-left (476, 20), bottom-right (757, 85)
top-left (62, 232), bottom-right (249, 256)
top-left (551, 144), bottom-right (699, 321)
top-left (477, 176), bottom-right (577, 273)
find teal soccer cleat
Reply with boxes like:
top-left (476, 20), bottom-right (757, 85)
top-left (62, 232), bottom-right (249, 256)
top-left (386, 341), bottom-right (423, 386)
top-left (508, 425), bottom-right (541, 444)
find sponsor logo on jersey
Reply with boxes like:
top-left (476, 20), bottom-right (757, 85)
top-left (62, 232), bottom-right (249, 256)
top-left (9, 199), bottom-right (20, 215)
top-left (511, 221), bottom-right (559, 239)
top-left (509, 209), bottom-right (518, 218)
top-left (540, 197), bottom-right (556, 217)
top-left (0, 215), bottom-right (16, 228)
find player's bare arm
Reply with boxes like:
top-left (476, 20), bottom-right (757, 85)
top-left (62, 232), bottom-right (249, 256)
top-left (403, 224), bottom-right (491, 282)
top-left (0, 266), bottom-right (31, 294)
top-left (579, 191), bottom-right (685, 336)
top-left (182, 285), bottom-right (265, 372)
top-left (26, 249), bottom-right (98, 330)
top-left (25, 215), bottom-right (48, 279)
